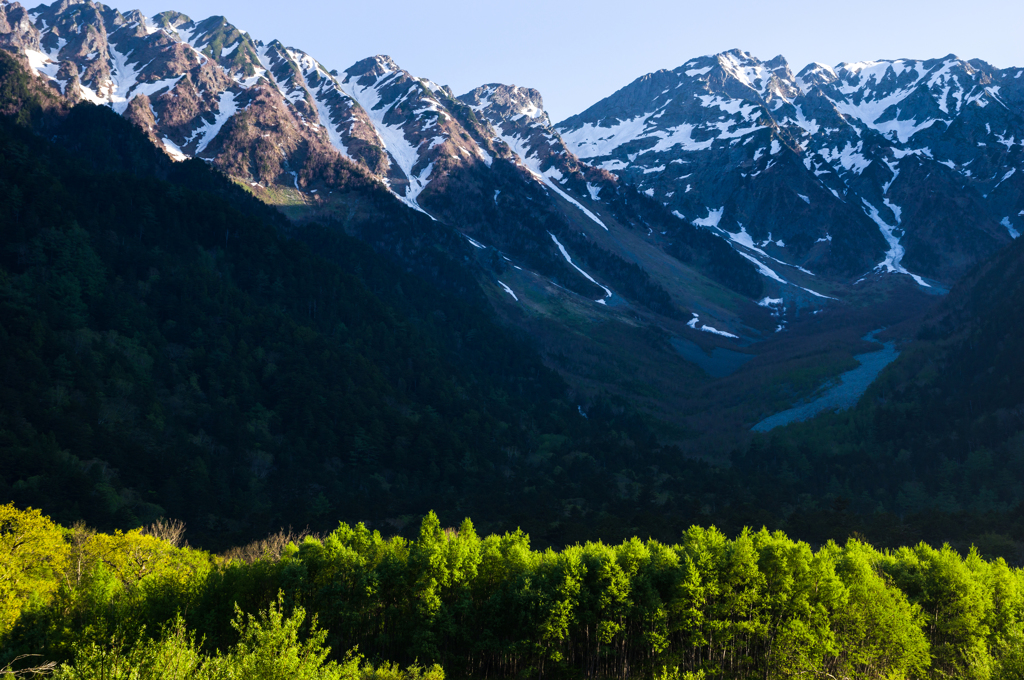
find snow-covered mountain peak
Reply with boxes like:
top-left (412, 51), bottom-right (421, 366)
top-left (460, 83), bottom-right (549, 125)
top-left (344, 54), bottom-right (399, 82)
top-left (333, 53), bottom-right (507, 207)
top-left (715, 49), bottom-right (777, 95)
top-left (795, 62), bottom-right (838, 90)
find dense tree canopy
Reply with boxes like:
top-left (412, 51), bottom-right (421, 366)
top-left (3, 505), bottom-right (1024, 679)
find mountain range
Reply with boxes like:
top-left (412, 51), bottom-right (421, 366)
top-left (559, 50), bottom-right (1024, 283)
top-left (7, 0), bottom-right (1022, 299)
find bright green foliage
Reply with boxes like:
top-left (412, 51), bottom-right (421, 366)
top-left (6, 509), bottom-right (1024, 679)
top-left (205, 594), bottom-right (344, 680)
top-left (0, 503), bottom-right (68, 636)
top-left (826, 539), bottom-right (930, 679)
top-left (49, 604), bottom-right (442, 680)
top-left (52, 617), bottom-right (205, 680)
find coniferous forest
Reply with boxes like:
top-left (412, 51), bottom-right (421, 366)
top-left (4, 27), bottom-right (1024, 680)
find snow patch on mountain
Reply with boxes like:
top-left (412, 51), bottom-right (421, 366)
top-left (688, 313), bottom-right (739, 338)
top-left (861, 199), bottom-right (929, 287)
top-left (692, 207), bottom-right (725, 228)
top-left (1001, 217), bottom-right (1021, 239)
top-left (738, 251), bottom-right (787, 284)
top-left (24, 48), bottom-right (59, 78)
top-left (105, 42), bottom-right (143, 112)
top-left (192, 90), bottom-right (238, 153)
top-left (558, 113), bottom-right (656, 159)
top-left (549, 232), bottom-right (612, 301)
top-left (728, 227), bottom-right (816, 276)
top-left (161, 137), bottom-right (188, 161)
top-left (284, 47), bottom-right (362, 157)
top-left (499, 129), bottom-right (608, 230)
top-left (649, 123), bottom-right (713, 152)
top-left (818, 142), bottom-right (870, 175)
top-left (497, 281), bottom-right (518, 301)
top-left (543, 177), bottom-right (608, 230)
top-left (343, 70), bottom-right (433, 204)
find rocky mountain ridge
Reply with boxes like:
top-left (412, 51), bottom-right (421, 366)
top-left (0, 1), bottom-right (673, 311)
top-left (557, 49), bottom-right (1024, 286)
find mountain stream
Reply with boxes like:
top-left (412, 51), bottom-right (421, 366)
top-left (751, 330), bottom-right (899, 432)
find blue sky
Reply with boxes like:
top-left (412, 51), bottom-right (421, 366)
top-left (122, 0), bottom-right (1023, 122)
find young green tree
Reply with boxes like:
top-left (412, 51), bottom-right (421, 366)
top-left (0, 504), bottom-right (68, 636)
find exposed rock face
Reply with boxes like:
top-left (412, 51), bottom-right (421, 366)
top-left (460, 83), bottom-right (617, 199)
top-left (6, 0), bottom-right (383, 196)
top-left (557, 50), bottom-right (1024, 285)
top-left (0, 1), bottom-right (40, 51)
top-left (336, 54), bottom-right (496, 205)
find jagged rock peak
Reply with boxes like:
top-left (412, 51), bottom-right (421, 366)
top-left (0, 1), bottom-right (41, 52)
top-left (459, 83), bottom-right (546, 123)
top-left (795, 62), bottom-right (838, 89)
top-left (713, 49), bottom-right (786, 93)
top-left (41, 0), bottom-right (89, 12)
top-left (151, 10), bottom-right (193, 31)
top-left (345, 54), bottom-right (400, 79)
top-left (764, 55), bottom-right (794, 81)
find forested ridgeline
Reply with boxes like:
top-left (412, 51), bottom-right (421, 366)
top-left (3, 504), bottom-right (1024, 680)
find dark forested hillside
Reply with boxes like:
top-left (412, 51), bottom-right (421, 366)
top-left (0, 51), bottom-right (725, 550)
